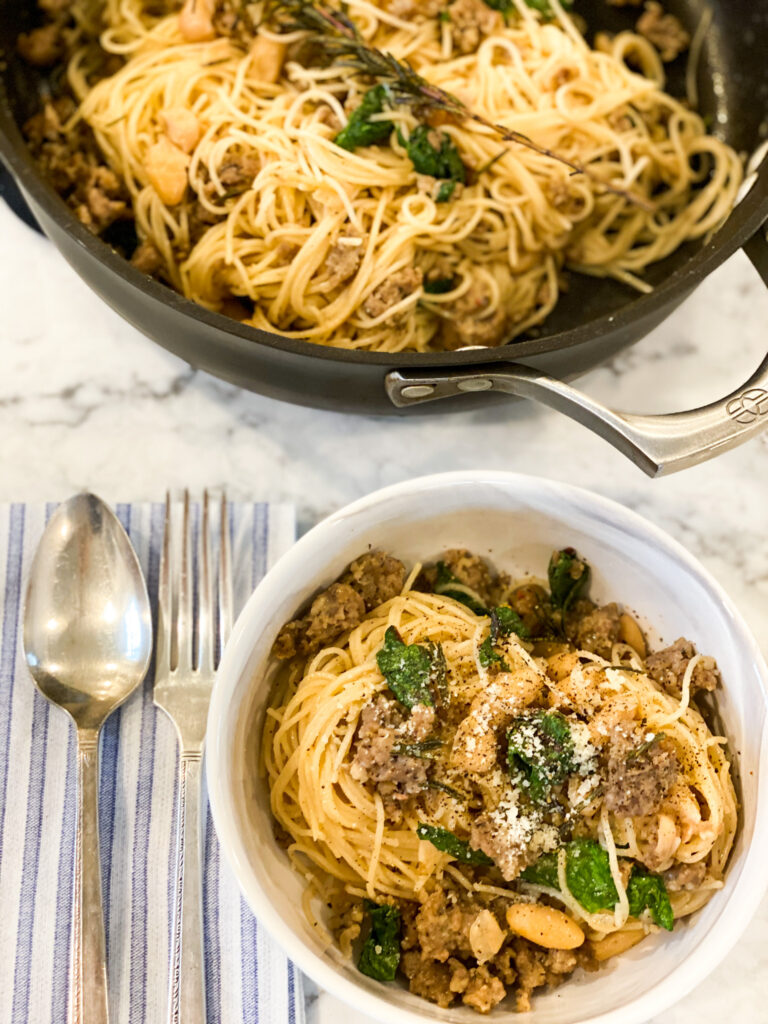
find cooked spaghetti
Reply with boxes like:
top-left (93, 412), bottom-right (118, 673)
top-left (263, 547), bottom-right (737, 1012)
top-left (20, 0), bottom-right (743, 351)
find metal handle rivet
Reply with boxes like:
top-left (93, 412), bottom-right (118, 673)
top-left (400, 385), bottom-right (436, 399)
top-left (457, 378), bottom-right (493, 393)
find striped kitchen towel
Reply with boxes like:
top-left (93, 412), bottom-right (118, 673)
top-left (0, 501), bottom-right (304, 1024)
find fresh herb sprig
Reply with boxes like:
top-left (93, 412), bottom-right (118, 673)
top-left (262, 0), bottom-right (654, 210)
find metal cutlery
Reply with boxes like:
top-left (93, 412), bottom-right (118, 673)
top-left (153, 491), bottom-right (233, 1024)
top-left (23, 494), bottom-right (153, 1024)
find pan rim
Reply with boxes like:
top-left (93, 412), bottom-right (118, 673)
top-left (1, 88), bottom-right (767, 370)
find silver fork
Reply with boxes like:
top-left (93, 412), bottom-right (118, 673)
top-left (154, 491), bottom-right (233, 1024)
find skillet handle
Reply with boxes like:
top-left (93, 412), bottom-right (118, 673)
top-left (386, 348), bottom-right (768, 477)
top-left (388, 212), bottom-right (768, 478)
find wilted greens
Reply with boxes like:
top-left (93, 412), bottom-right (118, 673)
top-left (357, 900), bottom-right (402, 981)
top-left (416, 823), bottom-right (493, 864)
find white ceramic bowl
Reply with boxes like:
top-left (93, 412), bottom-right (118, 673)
top-left (207, 471), bottom-right (768, 1024)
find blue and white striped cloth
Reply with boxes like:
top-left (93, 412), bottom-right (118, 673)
top-left (0, 501), bottom-right (304, 1024)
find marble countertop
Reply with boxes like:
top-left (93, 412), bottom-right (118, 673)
top-left (1, 197), bottom-right (767, 1023)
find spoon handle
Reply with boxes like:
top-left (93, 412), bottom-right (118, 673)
top-left (168, 751), bottom-right (206, 1024)
top-left (72, 730), bottom-right (110, 1024)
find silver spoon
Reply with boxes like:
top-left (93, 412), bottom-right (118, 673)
top-left (23, 494), bottom-right (153, 1024)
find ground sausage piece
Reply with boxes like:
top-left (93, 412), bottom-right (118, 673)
top-left (217, 150), bottom-right (260, 190)
top-left (512, 941), bottom-right (580, 1013)
top-left (349, 695), bottom-right (429, 798)
top-left (645, 637), bottom-right (720, 698)
top-left (603, 725), bottom-right (679, 817)
top-left (462, 965), bottom-right (506, 1013)
top-left (663, 860), bottom-right (707, 891)
top-left (303, 583), bottom-right (365, 649)
top-left (340, 551), bottom-right (406, 610)
top-left (130, 240), bottom-right (164, 275)
top-left (401, 954), bottom-right (474, 1007)
top-left (363, 268), bottom-right (422, 320)
top-left (636, 2), bottom-right (690, 61)
top-left (414, 890), bottom-right (478, 961)
top-left (469, 809), bottom-right (551, 882)
top-left (567, 601), bottom-right (622, 659)
top-left (24, 100), bottom-right (128, 234)
top-left (441, 549), bottom-right (495, 606)
top-left (17, 23), bottom-right (65, 66)
top-left (323, 238), bottom-right (363, 289)
top-left (438, 281), bottom-right (508, 350)
top-left (449, 0), bottom-right (502, 54)
top-left (272, 551), bottom-right (405, 658)
top-left (402, 954), bottom-right (455, 1008)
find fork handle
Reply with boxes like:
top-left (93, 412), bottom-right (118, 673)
top-left (169, 751), bottom-right (207, 1024)
top-left (72, 729), bottom-right (110, 1024)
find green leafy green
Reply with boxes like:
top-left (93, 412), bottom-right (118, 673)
top-left (335, 84), bottom-right (394, 151)
top-left (357, 900), bottom-right (402, 981)
top-left (478, 639), bottom-right (510, 670)
top-left (478, 604), bottom-right (529, 668)
top-left (376, 626), bottom-right (437, 710)
top-left (423, 276), bottom-right (455, 294)
top-left (399, 125), bottom-right (466, 183)
top-left (627, 866), bottom-right (674, 931)
top-left (391, 738), bottom-right (443, 758)
top-left (434, 561), bottom-right (489, 615)
top-left (507, 709), bottom-right (576, 803)
top-left (547, 548), bottom-right (590, 615)
top-left (435, 180), bottom-right (458, 202)
top-left (493, 605), bottom-right (531, 641)
top-left (521, 839), bottom-right (619, 914)
top-left (522, 842), bottom-right (674, 927)
top-left (416, 823), bottom-right (493, 864)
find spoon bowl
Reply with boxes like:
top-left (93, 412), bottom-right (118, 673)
top-left (24, 494), bottom-right (152, 730)
top-left (23, 493), bottom-right (152, 1024)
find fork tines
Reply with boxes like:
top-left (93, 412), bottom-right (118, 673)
top-left (154, 490), bottom-right (232, 750)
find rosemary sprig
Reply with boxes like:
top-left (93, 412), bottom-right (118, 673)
top-left (263, 0), bottom-right (654, 211)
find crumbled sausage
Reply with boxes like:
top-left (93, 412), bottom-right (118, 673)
top-left (438, 281), bottom-right (509, 350)
top-left (341, 551), bottom-right (406, 610)
top-left (567, 601), bottom-right (622, 659)
top-left (645, 637), bottom-right (720, 698)
top-left (323, 235), bottom-right (364, 289)
top-left (349, 695), bottom-right (432, 800)
top-left (24, 99), bottom-right (128, 234)
top-left (303, 583), bottom-right (366, 649)
top-left (217, 150), bottom-right (261, 190)
top-left (273, 551), bottom-right (407, 658)
top-left (511, 940), bottom-right (580, 1013)
top-left (402, 953), bottom-right (456, 1008)
top-left (413, 890), bottom-right (477, 961)
top-left (448, 0), bottom-right (502, 54)
top-left (442, 549), bottom-right (495, 605)
top-left (603, 725), bottom-right (679, 817)
top-left (17, 22), bottom-right (66, 66)
top-left (636, 2), bottom-right (690, 61)
top-left (663, 860), bottom-right (707, 891)
top-left (462, 965), bottom-right (506, 1013)
top-left (130, 239), bottom-right (164, 275)
top-left (363, 268), bottom-right (423, 319)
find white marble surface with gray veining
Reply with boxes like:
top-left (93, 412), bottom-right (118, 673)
top-left (0, 197), bottom-right (766, 1022)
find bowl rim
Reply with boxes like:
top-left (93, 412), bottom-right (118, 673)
top-left (206, 470), bottom-right (768, 1024)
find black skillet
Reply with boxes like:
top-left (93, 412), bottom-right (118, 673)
top-left (1, 0), bottom-right (767, 475)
